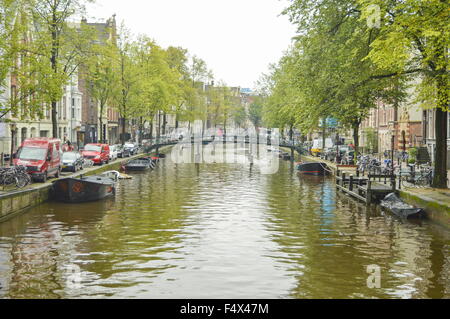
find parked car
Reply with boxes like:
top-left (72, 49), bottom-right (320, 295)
top-left (124, 143), bottom-right (139, 156)
top-left (117, 145), bottom-right (131, 158)
top-left (61, 151), bottom-right (84, 172)
top-left (109, 145), bottom-right (119, 162)
top-left (81, 143), bottom-right (110, 165)
top-left (13, 138), bottom-right (62, 182)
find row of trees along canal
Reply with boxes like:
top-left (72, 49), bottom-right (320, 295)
top-left (0, 0), bottom-right (249, 146)
top-left (255, 0), bottom-right (449, 189)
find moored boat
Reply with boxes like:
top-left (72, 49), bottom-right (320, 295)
top-left (125, 158), bottom-right (152, 171)
top-left (296, 162), bottom-right (329, 176)
top-left (52, 171), bottom-right (119, 203)
top-left (380, 193), bottom-right (426, 219)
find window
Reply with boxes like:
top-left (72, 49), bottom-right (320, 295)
top-left (72, 108), bottom-right (75, 119)
top-left (18, 147), bottom-right (47, 161)
top-left (448, 115), bottom-right (450, 139)
top-left (429, 111), bottom-right (434, 139)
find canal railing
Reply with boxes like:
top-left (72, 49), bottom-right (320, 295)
top-left (336, 167), bottom-right (397, 204)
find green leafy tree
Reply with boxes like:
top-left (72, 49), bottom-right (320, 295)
top-left (86, 40), bottom-right (119, 143)
top-left (358, 0), bottom-right (449, 188)
top-left (28, 0), bottom-right (95, 138)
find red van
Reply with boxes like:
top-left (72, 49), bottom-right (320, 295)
top-left (81, 144), bottom-right (110, 165)
top-left (14, 138), bottom-right (62, 182)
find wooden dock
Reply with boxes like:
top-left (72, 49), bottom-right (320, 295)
top-left (336, 168), bottom-right (397, 204)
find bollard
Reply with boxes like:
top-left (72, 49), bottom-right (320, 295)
top-left (366, 181), bottom-right (372, 204)
top-left (349, 175), bottom-right (354, 192)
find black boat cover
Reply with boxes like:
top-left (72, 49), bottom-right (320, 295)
top-left (380, 193), bottom-right (425, 219)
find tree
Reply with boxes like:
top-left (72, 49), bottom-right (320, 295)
top-left (132, 36), bottom-right (178, 141)
top-left (357, 0), bottom-right (449, 188)
top-left (0, 0), bottom-right (45, 120)
top-left (28, 0), bottom-right (95, 138)
top-left (166, 46), bottom-right (190, 128)
top-left (86, 40), bottom-right (119, 143)
top-left (248, 98), bottom-right (263, 129)
top-left (112, 24), bottom-right (139, 144)
top-left (278, 0), bottom-right (407, 158)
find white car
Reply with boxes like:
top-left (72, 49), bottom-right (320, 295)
top-left (109, 145), bottom-right (119, 161)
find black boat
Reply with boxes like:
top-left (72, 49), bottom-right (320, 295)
top-left (380, 193), bottom-right (426, 219)
top-left (52, 171), bottom-right (119, 203)
top-left (125, 157), bottom-right (160, 171)
top-left (296, 162), bottom-right (329, 176)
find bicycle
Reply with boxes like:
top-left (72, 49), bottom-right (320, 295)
top-left (400, 165), bottom-right (433, 188)
top-left (82, 159), bottom-right (95, 169)
top-left (0, 166), bottom-right (32, 189)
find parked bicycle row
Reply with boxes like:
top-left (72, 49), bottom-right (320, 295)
top-left (311, 146), bottom-right (436, 188)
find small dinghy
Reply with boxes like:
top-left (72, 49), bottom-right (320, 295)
top-left (53, 171), bottom-right (119, 203)
top-left (125, 158), bottom-right (153, 171)
top-left (380, 193), bottom-right (426, 219)
top-left (296, 162), bottom-right (329, 176)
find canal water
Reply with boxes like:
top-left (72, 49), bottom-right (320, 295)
top-left (0, 147), bottom-right (449, 299)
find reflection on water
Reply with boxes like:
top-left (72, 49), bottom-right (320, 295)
top-left (0, 147), bottom-right (449, 299)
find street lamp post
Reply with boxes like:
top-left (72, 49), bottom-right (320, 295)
top-left (10, 123), bottom-right (17, 166)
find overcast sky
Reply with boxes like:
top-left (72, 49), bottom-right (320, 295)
top-left (86, 0), bottom-right (297, 89)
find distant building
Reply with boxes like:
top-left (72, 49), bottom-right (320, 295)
top-left (361, 81), bottom-right (424, 154)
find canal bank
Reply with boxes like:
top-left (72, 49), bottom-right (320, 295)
top-left (299, 154), bottom-right (450, 228)
top-left (0, 146), bottom-right (173, 223)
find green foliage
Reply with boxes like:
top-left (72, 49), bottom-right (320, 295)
top-left (408, 147), bottom-right (418, 161)
top-left (248, 97), bottom-right (264, 128)
top-left (363, 127), bottom-right (378, 153)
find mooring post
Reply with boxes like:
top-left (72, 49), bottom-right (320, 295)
top-left (342, 172), bottom-right (346, 188)
top-left (349, 175), bottom-right (354, 192)
top-left (366, 180), bottom-right (372, 204)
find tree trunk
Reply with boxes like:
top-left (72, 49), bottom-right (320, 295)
top-left (149, 122), bottom-right (153, 140)
top-left (433, 108), bottom-right (448, 188)
top-left (51, 101), bottom-right (58, 138)
top-left (121, 116), bottom-right (126, 145)
top-left (322, 118), bottom-right (326, 152)
top-left (157, 111), bottom-right (161, 139)
top-left (139, 117), bottom-right (144, 145)
top-left (51, 14), bottom-right (59, 139)
top-left (99, 103), bottom-right (104, 143)
top-left (162, 112), bottom-right (167, 135)
top-left (431, 42), bottom-right (448, 188)
top-left (353, 122), bottom-right (360, 160)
